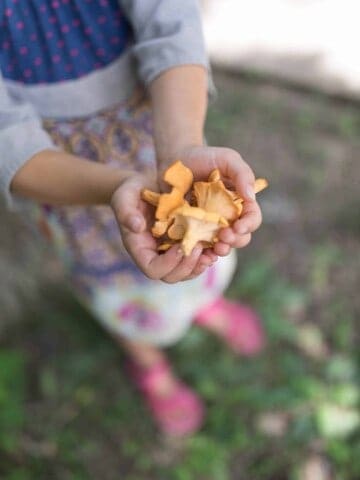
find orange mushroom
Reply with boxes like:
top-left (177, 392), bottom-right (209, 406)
top-left (151, 220), bottom-right (171, 238)
top-left (155, 188), bottom-right (185, 221)
top-left (193, 181), bottom-right (239, 222)
top-left (170, 205), bottom-right (228, 256)
top-left (141, 161), bottom-right (268, 256)
top-left (208, 169), bottom-right (221, 182)
top-left (158, 242), bottom-right (175, 252)
top-left (167, 214), bottom-right (187, 240)
top-left (141, 189), bottom-right (160, 207)
top-left (254, 178), bottom-right (269, 195)
top-left (163, 160), bottom-right (193, 194)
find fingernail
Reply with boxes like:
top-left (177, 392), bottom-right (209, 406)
top-left (129, 216), bottom-right (142, 232)
top-left (176, 247), bottom-right (184, 257)
top-left (192, 246), bottom-right (202, 257)
top-left (246, 185), bottom-right (256, 200)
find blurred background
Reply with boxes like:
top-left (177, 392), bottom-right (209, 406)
top-left (1, 1), bottom-right (359, 479)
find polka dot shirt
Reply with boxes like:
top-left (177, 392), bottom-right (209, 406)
top-left (0, 0), bottom-right (132, 84)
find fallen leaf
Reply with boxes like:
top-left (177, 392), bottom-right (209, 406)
top-left (316, 403), bottom-right (360, 438)
top-left (298, 454), bottom-right (332, 480)
top-left (256, 411), bottom-right (289, 437)
top-left (296, 323), bottom-right (329, 359)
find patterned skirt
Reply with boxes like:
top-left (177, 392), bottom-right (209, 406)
top-left (35, 91), bottom-right (237, 346)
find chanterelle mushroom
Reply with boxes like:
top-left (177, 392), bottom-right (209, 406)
top-left (170, 205), bottom-right (228, 256)
top-left (151, 220), bottom-right (170, 238)
top-left (141, 189), bottom-right (160, 207)
top-left (163, 160), bottom-right (193, 194)
top-left (155, 188), bottom-right (184, 221)
top-left (193, 181), bottom-right (239, 222)
top-left (141, 161), bottom-right (268, 256)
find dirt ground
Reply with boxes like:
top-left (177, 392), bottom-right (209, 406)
top-left (0, 71), bottom-right (359, 479)
top-left (207, 71), bottom-right (360, 332)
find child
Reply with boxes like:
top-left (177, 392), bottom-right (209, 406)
top-left (0, 0), bottom-right (264, 436)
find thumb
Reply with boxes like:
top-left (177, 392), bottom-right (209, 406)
top-left (111, 177), bottom-right (146, 233)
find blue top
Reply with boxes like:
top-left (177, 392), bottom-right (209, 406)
top-left (0, 0), bottom-right (132, 84)
top-left (0, 0), bottom-right (208, 207)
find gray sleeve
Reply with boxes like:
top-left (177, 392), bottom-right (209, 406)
top-left (119, 0), bottom-right (209, 85)
top-left (0, 74), bottom-right (55, 207)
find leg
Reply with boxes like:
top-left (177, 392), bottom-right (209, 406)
top-left (112, 332), bottom-right (204, 437)
top-left (114, 335), bottom-right (176, 395)
top-left (194, 297), bottom-right (265, 356)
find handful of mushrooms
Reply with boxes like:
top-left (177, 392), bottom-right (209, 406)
top-left (141, 161), bottom-right (268, 256)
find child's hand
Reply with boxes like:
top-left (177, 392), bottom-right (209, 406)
top-left (111, 172), bottom-right (216, 283)
top-left (160, 145), bottom-right (263, 257)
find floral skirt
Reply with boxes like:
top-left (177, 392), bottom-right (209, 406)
top-left (35, 92), bottom-right (237, 346)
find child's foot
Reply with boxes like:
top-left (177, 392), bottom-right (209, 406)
top-left (127, 358), bottom-right (204, 437)
top-left (194, 297), bottom-right (265, 356)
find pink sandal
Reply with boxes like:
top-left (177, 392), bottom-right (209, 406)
top-left (127, 359), bottom-right (204, 437)
top-left (194, 297), bottom-right (265, 356)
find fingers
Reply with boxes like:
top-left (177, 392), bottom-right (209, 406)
top-left (202, 249), bottom-right (218, 263)
top-left (111, 176), bottom-right (149, 233)
top-left (218, 228), bottom-right (235, 244)
top-left (126, 233), bottom-right (218, 283)
top-left (186, 252), bottom-right (216, 280)
top-left (186, 264), bottom-right (207, 280)
top-left (218, 198), bottom-right (262, 250)
top-left (213, 242), bottom-right (231, 256)
top-left (163, 247), bottom-right (219, 282)
top-left (213, 148), bottom-right (256, 202)
top-left (122, 229), bottom-right (206, 282)
top-left (218, 226), bottom-right (254, 248)
top-left (113, 147), bottom-right (263, 284)
top-left (233, 200), bottom-right (262, 236)
top-left (233, 233), bottom-right (252, 249)
top-left (183, 146), bottom-right (256, 201)
top-left (162, 245), bottom-right (203, 283)
top-left (130, 241), bottom-right (185, 280)
top-left (121, 211), bottom-right (221, 283)
top-left (217, 228), bottom-right (252, 250)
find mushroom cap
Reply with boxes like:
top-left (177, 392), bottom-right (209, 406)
top-left (193, 181), bottom-right (239, 222)
top-left (233, 199), bottom-right (243, 216)
top-left (155, 188), bottom-right (185, 221)
top-left (168, 215), bottom-right (187, 240)
top-left (152, 220), bottom-right (171, 238)
top-left (208, 169), bottom-right (221, 182)
top-left (163, 160), bottom-right (193, 194)
top-left (173, 204), bottom-right (228, 224)
top-left (181, 216), bottom-right (221, 256)
top-left (141, 161), bottom-right (269, 257)
top-left (169, 204), bottom-right (228, 255)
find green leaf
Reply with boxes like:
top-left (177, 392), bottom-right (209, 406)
top-left (325, 355), bottom-right (358, 382)
top-left (316, 404), bottom-right (360, 439)
top-left (330, 383), bottom-right (359, 407)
